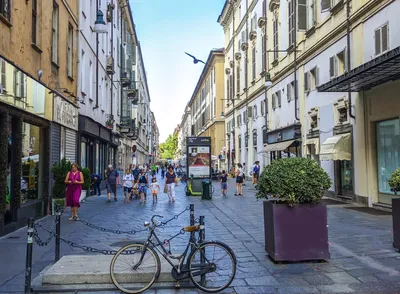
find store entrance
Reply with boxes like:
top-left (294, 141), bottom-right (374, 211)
top-left (336, 160), bottom-right (353, 198)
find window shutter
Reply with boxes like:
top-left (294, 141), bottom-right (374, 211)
top-left (321, 0), bottom-right (331, 11)
top-left (20, 72), bottom-right (25, 97)
top-left (13, 69), bottom-right (18, 97)
top-left (304, 72), bottom-right (309, 92)
top-left (375, 28), bottom-right (381, 55)
top-left (382, 24), bottom-right (388, 52)
top-left (261, 101), bottom-right (265, 115)
top-left (226, 79), bottom-right (229, 104)
top-left (298, 0), bottom-right (307, 30)
top-left (315, 67), bottom-right (319, 86)
top-left (272, 94), bottom-right (276, 109)
top-left (277, 92), bottom-right (281, 107)
top-left (329, 56), bottom-right (335, 78)
top-left (230, 75), bottom-right (233, 99)
top-left (343, 48), bottom-right (348, 72)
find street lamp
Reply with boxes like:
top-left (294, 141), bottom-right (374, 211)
top-left (93, 9), bottom-right (107, 33)
top-left (264, 72), bottom-right (272, 88)
top-left (221, 112), bottom-right (225, 119)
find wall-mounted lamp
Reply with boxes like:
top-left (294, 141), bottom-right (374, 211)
top-left (265, 72), bottom-right (272, 88)
top-left (93, 10), bottom-right (107, 33)
top-left (221, 112), bottom-right (225, 119)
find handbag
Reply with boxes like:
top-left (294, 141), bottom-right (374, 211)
top-left (163, 185), bottom-right (168, 194)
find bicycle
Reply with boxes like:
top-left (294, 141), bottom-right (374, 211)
top-left (110, 215), bottom-right (237, 293)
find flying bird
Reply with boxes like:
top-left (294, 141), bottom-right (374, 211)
top-left (185, 52), bottom-right (206, 64)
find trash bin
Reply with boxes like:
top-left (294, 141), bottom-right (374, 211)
top-left (201, 180), bottom-right (212, 200)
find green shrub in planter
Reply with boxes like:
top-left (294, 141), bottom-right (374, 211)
top-left (388, 168), bottom-right (400, 193)
top-left (81, 167), bottom-right (91, 190)
top-left (51, 158), bottom-right (72, 199)
top-left (256, 157), bottom-right (332, 206)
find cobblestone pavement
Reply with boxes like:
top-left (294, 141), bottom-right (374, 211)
top-left (1, 174), bottom-right (400, 293)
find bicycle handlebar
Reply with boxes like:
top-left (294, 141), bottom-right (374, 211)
top-left (151, 215), bottom-right (163, 223)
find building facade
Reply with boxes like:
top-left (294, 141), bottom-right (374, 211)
top-left (218, 0), bottom-right (400, 208)
top-left (0, 0), bottom-right (79, 235)
top-left (183, 49), bottom-right (226, 170)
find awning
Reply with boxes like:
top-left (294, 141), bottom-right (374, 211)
top-left (319, 133), bottom-right (351, 161)
top-left (261, 139), bottom-right (296, 153)
top-left (317, 46), bottom-right (400, 92)
top-left (306, 138), bottom-right (320, 155)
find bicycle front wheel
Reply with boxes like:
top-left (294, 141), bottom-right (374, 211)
top-left (110, 243), bottom-right (160, 294)
top-left (188, 241), bottom-right (236, 293)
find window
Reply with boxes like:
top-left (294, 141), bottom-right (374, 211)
top-left (236, 66), bottom-right (240, 93)
top-left (273, 17), bottom-right (279, 60)
top-left (253, 105), bottom-right (257, 118)
top-left (251, 14), bottom-right (257, 32)
top-left (321, 0), bottom-right (331, 11)
top-left (272, 91), bottom-right (281, 110)
top-left (337, 107), bottom-right (348, 124)
top-left (304, 67), bottom-right (318, 93)
top-left (288, 0), bottom-right (295, 46)
top-left (310, 114), bottom-right (318, 129)
top-left (375, 23), bottom-right (389, 56)
top-left (309, 0), bottom-right (316, 29)
top-left (329, 49), bottom-right (346, 79)
top-left (89, 60), bottom-right (93, 100)
top-left (276, 91), bottom-right (281, 107)
top-left (262, 34), bottom-right (266, 72)
top-left (229, 74), bottom-right (233, 100)
top-left (226, 78), bottom-right (230, 105)
top-left (0, 58), bottom-right (6, 92)
top-left (376, 119), bottom-right (400, 194)
top-left (80, 50), bottom-right (85, 93)
top-left (32, 0), bottom-right (38, 44)
top-left (287, 82), bottom-right (294, 101)
top-left (252, 46), bottom-right (256, 81)
top-left (261, 100), bottom-right (265, 116)
top-left (298, 0), bottom-right (307, 31)
top-left (52, 2), bottom-right (59, 64)
top-left (0, 0), bottom-right (11, 21)
top-left (272, 93), bottom-right (276, 110)
top-left (13, 69), bottom-right (26, 98)
top-left (67, 24), bottom-right (73, 77)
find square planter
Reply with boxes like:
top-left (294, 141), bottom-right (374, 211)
top-left (263, 200), bottom-right (330, 262)
top-left (392, 197), bottom-right (400, 250)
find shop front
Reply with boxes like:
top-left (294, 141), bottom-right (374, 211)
top-left (0, 57), bottom-right (52, 235)
top-left (51, 94), bottom-right (79, 166)
top-left (317, 46), bottom-right (400, 207)
top-left (261, 123), bottom-right (302, 161)
top-left (78, 115), bottom-right (115, 176)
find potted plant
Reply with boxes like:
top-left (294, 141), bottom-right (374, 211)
top-left (79, 167), bottom-right (91, 203)
top-left (256, 157), bottom-right (332, 262)
top-left (388, 168), bottom-right (400, 250)
top-left (51, 158), bottom-right (72, 215)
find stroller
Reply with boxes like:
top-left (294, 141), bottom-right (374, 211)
top-left (130, 183), bottom-right (139, 200)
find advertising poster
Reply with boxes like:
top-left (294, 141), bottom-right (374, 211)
top-left (188, 146), bottom-right (210, 178)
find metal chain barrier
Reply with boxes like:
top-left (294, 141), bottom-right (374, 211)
top-left (32, 217), bottom-right (58, 247)
top-left (76, 220), bottom-right (148, 235)
top-left (159, 206), bottom-right (190, 227)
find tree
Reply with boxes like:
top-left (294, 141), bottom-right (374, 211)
top-left (159, 133), bottom-right (178, 159)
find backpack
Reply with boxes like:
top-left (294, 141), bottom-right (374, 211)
top-left (253, 164), bottom-right (259, 174)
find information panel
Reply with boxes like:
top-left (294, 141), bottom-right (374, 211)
top-left (186, 137), bottom-right (211, 179)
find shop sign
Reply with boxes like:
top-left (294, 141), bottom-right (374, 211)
top-left (53, 95), bottom-right (78, 131)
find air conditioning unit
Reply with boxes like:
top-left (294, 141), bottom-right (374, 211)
top-left (106, 56), bottom-right (115, 75)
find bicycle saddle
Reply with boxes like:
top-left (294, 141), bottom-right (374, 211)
top-left (183, 225), bottom-right (199, 233)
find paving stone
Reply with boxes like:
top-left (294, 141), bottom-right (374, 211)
top-left (316, 284), bottom-right (355, 293)
top-left (302, 273), bottom-right (334, 285)
top-left (276, 277), bottom-right (310, 286)
top-left (326, 272), bottom-right (361, 284)
top-left (374, 273), bottom-right (400, 282)
top-left (276, 286), bottom-right (320, 294)
top-left (245, 276), bottom-right (280, 286)
top-left (356, 275), bottom-right (382, 283)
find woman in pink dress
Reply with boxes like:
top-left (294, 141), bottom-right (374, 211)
top-left (64, 163), bottom-right (84, 221)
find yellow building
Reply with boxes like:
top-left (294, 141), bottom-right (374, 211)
top-left (0, 0), bottom-right (79, 235)
top-left (187, 49), bottom-right (226, 170)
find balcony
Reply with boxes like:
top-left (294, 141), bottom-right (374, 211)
top-left (120, 70), bottom-right (131, 88)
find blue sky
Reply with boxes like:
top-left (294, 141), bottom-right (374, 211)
top-left (129, 0), bottom-right (226, 142)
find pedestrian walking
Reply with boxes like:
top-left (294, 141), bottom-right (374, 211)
top-left (161, 166), bottom-right (165, 179)
top-left (252, 161), bottom-right (260, 185)
top-left (64, 163), bottom-right (84, 221)
top-left (235, 163), bottom-right (244, 196)
top-left (220, 170), bottom-right (228, 196)
top-left (138, 169), bottom-right (149, 203)
top-left (165, 165), bottom-right (177, 202)
top-left (90, 173), bottom-right (102, 196)
top-left (150, 177), bottom-right (160, 203)
top-left (242, 162), bottom-right (247, 186)
top-left (122, 169), bottom-right (134, 203)
top-left (105, 165), bottom-right (119, 203)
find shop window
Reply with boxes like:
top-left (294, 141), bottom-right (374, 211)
top-left (21, 123), bottom-right (41, 203)
top-left (376, 118), bottom-right (400, 194)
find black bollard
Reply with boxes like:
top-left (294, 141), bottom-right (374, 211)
top-left (55, 205), bottom-right (61, 262)
top-left (199, 215), bottom-right (205, 284)
top-left (24, 218), bottom-right (34, 294)
top-left (190, 204), bottom-right (195, 252)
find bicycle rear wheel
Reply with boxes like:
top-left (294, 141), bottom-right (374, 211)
top-left (110, 243), bottom-right (160, 294)
top-left (188, 241), bottom-right (236, 293)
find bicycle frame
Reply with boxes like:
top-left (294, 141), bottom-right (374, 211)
top-left (135, 224), bottom-right (213, 280)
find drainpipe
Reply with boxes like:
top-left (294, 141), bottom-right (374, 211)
top-left (294, 0), bottom-right (299, 121)
top-left (110, 1), bottom-right (114, 116)
top-left (231, 1), bottom-right (238, 167)
top-left (93, 0), bottom-right (100, 110)
top-left (347, 0), bottom-right (355, 119)
top-left (245, 0), bottom-right (251, 166)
